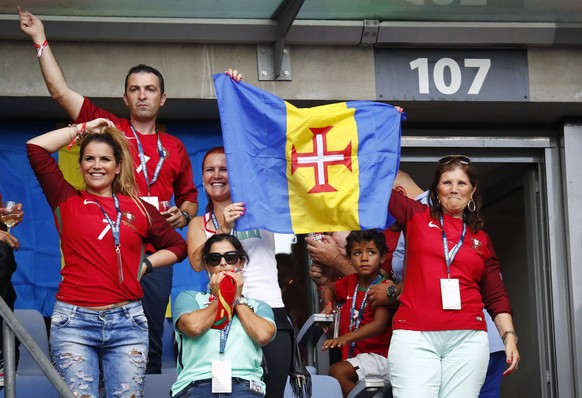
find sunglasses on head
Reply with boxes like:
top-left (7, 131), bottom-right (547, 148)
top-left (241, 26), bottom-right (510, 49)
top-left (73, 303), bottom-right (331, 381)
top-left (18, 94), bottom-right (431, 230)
top-left (438, 155), bottom-right (471, 165)
top-left (204, 251), bottom-right (242, 267)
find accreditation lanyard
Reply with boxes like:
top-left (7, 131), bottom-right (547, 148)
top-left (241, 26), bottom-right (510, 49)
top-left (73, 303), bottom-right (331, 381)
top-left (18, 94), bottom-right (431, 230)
top-left (348, 274), bottom-right (383, 358)
top-left (439, 216), bottom-right (467, 279)
top-left (94, 194), bottom-right (124, 283)
top-left (130, 124), bottom-right (165, 197)
top-left (219, 319), bottom-right (233, 355)
top-left (210, 211), bottom-right (235, 235)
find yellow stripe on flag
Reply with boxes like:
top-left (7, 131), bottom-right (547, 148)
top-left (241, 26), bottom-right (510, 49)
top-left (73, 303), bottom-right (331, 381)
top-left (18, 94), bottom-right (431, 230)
top-left (286, 102), bottom-right (360, 233)
top-left (57, 143), bottom-right (83, 272)
top-left (58, 145), bottom-right (84, 190)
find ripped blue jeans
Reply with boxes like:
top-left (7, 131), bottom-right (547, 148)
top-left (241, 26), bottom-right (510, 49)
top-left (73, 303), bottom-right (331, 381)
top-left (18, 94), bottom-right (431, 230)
top-left (50, 300), bottom-right (149, 398)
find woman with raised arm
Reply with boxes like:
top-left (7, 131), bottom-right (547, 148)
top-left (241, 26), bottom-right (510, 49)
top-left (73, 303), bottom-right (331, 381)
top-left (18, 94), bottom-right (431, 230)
top-left (27, 118), bottom-right (186, 397)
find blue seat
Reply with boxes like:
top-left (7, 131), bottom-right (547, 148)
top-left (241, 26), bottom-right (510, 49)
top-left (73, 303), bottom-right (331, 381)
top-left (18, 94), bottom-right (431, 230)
top-left (297, 313), bottom-right (334, 374)
top-left (0, 374), bottom-right (177, 398)
top-left (13, 309), bottom-right (50, 375)
top-left (161, 318), bottom-right (177, 372)
top-left (144, 372), bottom-right (176, 398)
top-left (0, 375), bottom-right (59, 398)
top-left (284, 374), bottom-right (342, 398)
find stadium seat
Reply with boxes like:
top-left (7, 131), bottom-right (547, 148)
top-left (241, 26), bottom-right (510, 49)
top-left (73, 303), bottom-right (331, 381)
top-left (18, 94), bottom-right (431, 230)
top-left (161, 318), bottom-right (177, 373)
top-left (0, 375), bottom-right (59, 398)
top-left (297, 313), bottom-right (334, 374)
top-left (143, 372), bottom-right (176, 398)
top-left (13, 309), bottom-right (50, 375)
top-left (284, 374), bottom-right (342, 398)
top-left (347, 378), bottom-right (392, 398)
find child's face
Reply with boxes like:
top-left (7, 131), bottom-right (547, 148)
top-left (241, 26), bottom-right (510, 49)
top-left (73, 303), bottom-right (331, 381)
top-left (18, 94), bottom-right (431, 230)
top-left (349, 241), bottom-right (384, 277)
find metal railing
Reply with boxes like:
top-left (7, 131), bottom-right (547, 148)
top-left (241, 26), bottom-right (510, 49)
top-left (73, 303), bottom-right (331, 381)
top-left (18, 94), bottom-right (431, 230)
top-left (0, 297), bottom-right (75, 398)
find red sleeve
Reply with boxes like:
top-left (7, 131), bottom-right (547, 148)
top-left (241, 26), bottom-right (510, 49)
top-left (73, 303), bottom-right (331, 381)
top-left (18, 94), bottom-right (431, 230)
top-left (75, 97), bottom-right (122, 126)
top-left (480, 231), bottom-right (512, 319)
top-left (332, 275), bottom-right (352, 304)
top-left (26, 143), bottom-right (77, 210)
top-left (170, 136), bottom-right (198, 206)
top-left (144, 201), bottom-right (187, 261)
top-left (388, 189), bottom-right (427, 230)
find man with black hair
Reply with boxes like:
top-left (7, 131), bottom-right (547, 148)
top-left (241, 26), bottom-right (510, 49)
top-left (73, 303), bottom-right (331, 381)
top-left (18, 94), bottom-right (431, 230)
top-left (19, 8), bottom-right (198, 374)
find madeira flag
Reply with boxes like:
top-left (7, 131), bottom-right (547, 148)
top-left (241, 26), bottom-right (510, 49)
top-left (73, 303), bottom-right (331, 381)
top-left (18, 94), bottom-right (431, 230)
top-left (214, 73), bottom-right (402, 234)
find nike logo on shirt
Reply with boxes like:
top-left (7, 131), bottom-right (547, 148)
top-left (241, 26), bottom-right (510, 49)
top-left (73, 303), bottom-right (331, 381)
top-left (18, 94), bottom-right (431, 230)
top-left (83, 199), bottom-right (99, 206)
top-left (428, 221), bottom-right (443, 231)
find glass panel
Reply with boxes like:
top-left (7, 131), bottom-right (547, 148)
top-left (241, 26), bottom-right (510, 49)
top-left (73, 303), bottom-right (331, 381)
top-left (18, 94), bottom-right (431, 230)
top-left (6, 0), bottom-right (582, 23)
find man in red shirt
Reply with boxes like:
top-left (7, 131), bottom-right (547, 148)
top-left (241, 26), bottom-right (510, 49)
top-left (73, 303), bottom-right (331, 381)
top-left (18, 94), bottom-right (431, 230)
top-left (19, 8), bottom-right (198, 373)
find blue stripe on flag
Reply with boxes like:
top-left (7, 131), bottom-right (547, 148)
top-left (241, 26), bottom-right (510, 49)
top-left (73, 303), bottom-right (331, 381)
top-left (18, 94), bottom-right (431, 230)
top-left (213, 73), bottom-right (292, 232)
top-left (348, 101), bottom-right (401, 229)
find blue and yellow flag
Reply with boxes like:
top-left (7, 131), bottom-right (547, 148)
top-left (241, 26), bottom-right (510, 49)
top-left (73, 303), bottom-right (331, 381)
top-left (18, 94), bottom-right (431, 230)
top-left (214, 73), bottom-right (402, 234)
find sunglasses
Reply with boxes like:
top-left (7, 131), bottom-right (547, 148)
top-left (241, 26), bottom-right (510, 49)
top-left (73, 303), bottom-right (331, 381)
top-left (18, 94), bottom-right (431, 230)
top-left (204, 251), bottom-right (242, 267)
top-left (438, 155), bottom-right (471, 165)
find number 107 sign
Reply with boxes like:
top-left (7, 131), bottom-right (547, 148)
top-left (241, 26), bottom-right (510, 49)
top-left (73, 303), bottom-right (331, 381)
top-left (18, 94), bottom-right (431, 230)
top-left (375, 49), bottom-right (529, 101)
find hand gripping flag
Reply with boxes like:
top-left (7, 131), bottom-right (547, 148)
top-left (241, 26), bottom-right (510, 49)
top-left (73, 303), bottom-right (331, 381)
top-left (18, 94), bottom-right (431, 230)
top-left (212, 274), bottom-right (237, 330)
top-left (214, 73), bottom-right (402, 234)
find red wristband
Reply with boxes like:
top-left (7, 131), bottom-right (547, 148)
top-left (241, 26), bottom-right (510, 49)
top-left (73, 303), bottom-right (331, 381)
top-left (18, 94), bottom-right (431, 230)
top-left (34, 39), bottom-right (48, 58)
top-left (67, 122), bottom-right (88, 150)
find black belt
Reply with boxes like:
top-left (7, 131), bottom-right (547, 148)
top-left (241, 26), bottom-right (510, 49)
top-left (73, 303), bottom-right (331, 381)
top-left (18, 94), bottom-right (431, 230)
top-left (190, 377), bottom-right (250, 387)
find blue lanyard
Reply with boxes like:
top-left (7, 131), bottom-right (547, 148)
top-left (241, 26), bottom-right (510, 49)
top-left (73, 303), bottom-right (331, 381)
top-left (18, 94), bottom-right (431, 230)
top-left (94, 194), bottom-right (124, 283)
top-left (219, 312), bottom-right (233, 354)
top-left (130, 124), bottom-right (165, 197)
top-left (207, 290), bottom-right (233, 354)
top-left (348, 274), bottom-right (384, 358)
top-left (210, 211), bottom-right (236, 235)
top-left (439, 216), bottom-right (467, 279)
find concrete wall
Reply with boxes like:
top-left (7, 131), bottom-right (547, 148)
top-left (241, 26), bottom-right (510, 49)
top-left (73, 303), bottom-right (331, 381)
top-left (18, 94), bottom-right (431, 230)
top-left (3, 41), bottom-right (581, 103)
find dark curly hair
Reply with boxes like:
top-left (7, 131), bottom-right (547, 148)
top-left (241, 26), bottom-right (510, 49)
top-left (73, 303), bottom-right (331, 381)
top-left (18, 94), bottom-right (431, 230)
top-left (201, 233), bottom-right (249, 265)
top-left (345, 230), bottom-right (388, 257)
top-left (428, 157), bottom-right (484, 232)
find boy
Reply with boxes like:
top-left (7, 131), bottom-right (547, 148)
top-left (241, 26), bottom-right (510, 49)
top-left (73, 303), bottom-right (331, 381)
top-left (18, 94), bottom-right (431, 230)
top-left (321, 230), bottom-right (392, 397)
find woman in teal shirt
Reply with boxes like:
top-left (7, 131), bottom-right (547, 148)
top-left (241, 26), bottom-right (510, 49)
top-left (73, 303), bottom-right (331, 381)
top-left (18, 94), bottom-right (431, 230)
top-left (172, 234), bottom-right (276, 397)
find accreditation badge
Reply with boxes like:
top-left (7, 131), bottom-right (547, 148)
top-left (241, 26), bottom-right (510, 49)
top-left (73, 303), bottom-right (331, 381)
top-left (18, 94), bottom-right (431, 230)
top-left (440, 279), bottom-right (461, 310)
top-left (212, 359), bottom-right (232, 393)
top-left (140, 196), bottom-right (159, 210)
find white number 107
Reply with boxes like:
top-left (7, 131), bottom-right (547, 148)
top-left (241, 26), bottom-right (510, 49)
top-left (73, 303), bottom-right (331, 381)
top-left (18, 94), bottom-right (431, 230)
top-left (409, 57), bottom-right (491, 95)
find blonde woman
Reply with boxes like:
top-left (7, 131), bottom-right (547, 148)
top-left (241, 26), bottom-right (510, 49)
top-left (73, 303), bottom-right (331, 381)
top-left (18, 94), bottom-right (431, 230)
top-left (27, 118), bottom-right (187, 397)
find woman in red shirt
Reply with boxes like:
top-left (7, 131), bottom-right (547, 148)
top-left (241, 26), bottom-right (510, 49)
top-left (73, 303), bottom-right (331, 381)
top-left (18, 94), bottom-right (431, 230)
top-left (27, 118), bottom-right (186, 398)
top-left (387, 155), bottom-right (519, 398)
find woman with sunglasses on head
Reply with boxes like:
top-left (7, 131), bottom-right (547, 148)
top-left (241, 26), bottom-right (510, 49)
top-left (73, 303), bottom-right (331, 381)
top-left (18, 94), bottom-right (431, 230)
top-left (26, 118), bottom-right (187, 397)
top-left (172, 234), bottom-right (276, 397)
top-left (187, 147), bottom-right (294, 398)
top-left (386, 155), bottom-right (520, 398)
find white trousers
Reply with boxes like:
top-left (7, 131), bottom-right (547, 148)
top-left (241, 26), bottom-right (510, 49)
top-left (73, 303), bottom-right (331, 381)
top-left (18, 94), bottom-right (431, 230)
top-left (388, 329), bottom-right (489, 398)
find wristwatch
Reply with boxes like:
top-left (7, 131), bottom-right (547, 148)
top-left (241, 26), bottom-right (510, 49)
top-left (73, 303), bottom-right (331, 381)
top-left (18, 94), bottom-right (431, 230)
top-left (502, 330), bottom-right (518, 344)
top-left (181, 210), bottom-right (192, 225)
top-left (234, 296), bottom-right (250, 307)
top-left (386, 284), bottom-right (397, 299)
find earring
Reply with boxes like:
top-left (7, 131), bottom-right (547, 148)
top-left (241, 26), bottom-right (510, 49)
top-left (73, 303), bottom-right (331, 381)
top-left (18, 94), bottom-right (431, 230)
top-left (468, 198), bottom-right (476, 212)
